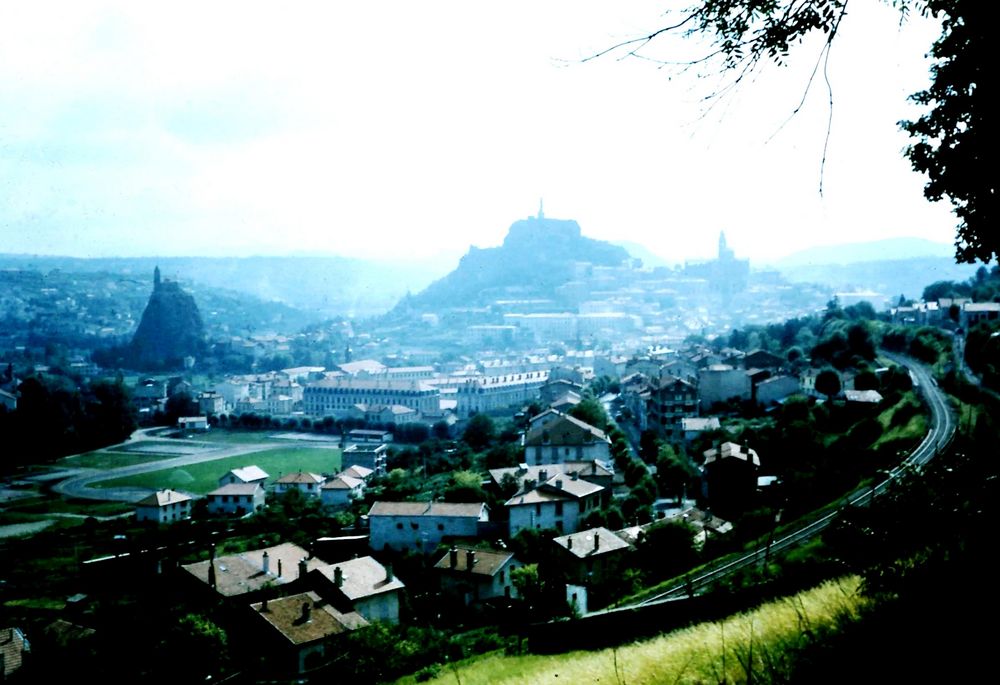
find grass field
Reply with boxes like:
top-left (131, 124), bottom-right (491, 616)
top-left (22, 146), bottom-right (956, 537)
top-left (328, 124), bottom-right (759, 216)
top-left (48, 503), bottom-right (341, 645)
top-left (398, 576), bottom-right (866, 685)
top-left (89, 446), bottom-right (342, 495)
top-left (60, 449), bottom-right (182, 470)
top-left (189, 431), bottom-right (281, 445)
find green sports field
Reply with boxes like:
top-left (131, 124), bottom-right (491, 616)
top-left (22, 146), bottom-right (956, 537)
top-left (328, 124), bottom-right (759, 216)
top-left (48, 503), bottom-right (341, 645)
top-left (88, 446), bottom-right (342, 495)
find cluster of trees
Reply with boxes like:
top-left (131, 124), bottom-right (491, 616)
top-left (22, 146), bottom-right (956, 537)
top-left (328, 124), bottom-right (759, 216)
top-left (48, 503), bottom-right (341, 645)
top-left (0, 374), bottom-right (136, 464)
top-left (200, 408), bottom-right (446, 445)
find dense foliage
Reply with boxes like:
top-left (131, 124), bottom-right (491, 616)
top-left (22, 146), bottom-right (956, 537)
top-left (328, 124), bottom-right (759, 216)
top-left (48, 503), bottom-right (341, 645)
top-left (0, 375), bottom-right (136, 465)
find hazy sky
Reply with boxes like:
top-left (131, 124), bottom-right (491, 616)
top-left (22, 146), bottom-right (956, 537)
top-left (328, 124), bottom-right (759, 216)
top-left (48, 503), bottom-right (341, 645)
top-left (0, 1), bottom-right (956, 265)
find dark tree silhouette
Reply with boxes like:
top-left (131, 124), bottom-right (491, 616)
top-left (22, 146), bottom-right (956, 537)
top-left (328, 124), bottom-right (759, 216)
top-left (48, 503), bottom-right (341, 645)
top-left (815, 368), bottom-right (842, 399)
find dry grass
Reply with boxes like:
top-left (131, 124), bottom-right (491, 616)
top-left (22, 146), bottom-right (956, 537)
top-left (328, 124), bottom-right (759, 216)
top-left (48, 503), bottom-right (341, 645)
top-left (403, 576), bottom-right (866, 685)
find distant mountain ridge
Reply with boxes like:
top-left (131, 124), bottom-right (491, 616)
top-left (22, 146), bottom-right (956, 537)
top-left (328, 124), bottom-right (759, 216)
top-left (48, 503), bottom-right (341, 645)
top-left (767, 237), bottom-right (977, 303)
top-left (396, 213), bottom-right (630, 310)
top-left (774, 237), bottom-right (954, 267)
top-left (0, 253), bottom-right (452, 318)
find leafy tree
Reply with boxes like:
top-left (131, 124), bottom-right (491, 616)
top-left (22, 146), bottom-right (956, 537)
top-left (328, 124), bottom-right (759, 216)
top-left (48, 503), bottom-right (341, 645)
top-left (510, 563), bottom-right (542, 607)
top-left (432, 420), bottom-right (451, 440)
top-left (844, 301), bottom-right (877, 321)
top-left (160, 613), bottom-right (229, 680)
top-left (853, 369), bottom-right (880, 392)
top-left (636, 520), bottom-right (699, 583)
top-left (568, 396), bottom-right (609, 429)
top-left (164, 390), bottom-right (198, 425)
top-left (900, 1), bottom-right (992, 262)
top-left (484, 442), bottom-right (522, 470)
top-left (655, 443), bottom-right (698, 502)
top-left (462, 413), bottom-right (496, 451)
top-left (442, 470), bottom-right (487, 503)
top-left (815, 368), bottom-right (842, 399)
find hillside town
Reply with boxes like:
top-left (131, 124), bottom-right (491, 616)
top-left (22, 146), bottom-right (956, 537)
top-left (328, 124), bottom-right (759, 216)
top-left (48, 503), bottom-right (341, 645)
top-left (3, 209), bottom-right (998, 682)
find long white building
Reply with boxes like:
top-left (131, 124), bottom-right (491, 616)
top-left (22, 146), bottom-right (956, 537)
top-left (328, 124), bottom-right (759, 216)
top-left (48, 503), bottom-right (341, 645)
top-left (455, 370), bottom-right (549, 418)
top-left (303, 377), bottom-right (440, 418)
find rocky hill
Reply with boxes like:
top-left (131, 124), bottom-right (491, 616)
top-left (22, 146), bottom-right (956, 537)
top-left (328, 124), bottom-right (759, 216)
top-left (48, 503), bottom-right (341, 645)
top-left (395, 212), bottom-right (630, 311)
top-left (127, 268), bottom-right (206, 369)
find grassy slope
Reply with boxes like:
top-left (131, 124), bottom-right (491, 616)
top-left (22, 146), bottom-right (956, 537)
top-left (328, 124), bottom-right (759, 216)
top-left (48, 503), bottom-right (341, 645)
top-left (400, 577), bottom-right (865, 685)
top-left (88, 446), bottom-right (342, 494)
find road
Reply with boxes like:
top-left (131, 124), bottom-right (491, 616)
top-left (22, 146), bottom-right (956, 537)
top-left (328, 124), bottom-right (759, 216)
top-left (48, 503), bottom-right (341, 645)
top-left (615, 353), bottom-right (956, 609)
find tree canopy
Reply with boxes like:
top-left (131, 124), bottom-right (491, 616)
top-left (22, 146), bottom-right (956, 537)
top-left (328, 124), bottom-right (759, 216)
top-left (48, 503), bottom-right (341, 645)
top-left (594, 0), bottom-right (993, 263)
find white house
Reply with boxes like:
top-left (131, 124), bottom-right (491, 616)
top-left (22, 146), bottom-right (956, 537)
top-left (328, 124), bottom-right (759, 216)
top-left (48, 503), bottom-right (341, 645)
top-left (434, 547), bottom-right (521, 605)
top-left (506, 474), bottom-right (604, 537)
top-left (523, 411), bottom-right (611, 466)
top-left (320, 475), bottom-right (364, 509)
top-left (135, 489), bottom-right (192, 523)
top-left (218, 465), bottom-right (269, 488)
top-left (367, 501), bottom-right (489, 553)
top-left (309, 556), bottom-right (405, 624)
top-left (275, 472), bottom-right (325, 498)
top-left (206, 483), bottom-right (266, 516)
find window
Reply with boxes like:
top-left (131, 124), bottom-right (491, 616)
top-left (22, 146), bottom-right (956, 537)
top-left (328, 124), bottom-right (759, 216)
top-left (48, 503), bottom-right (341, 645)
top-left (396, 522), bottom-right (403, 530)
top-left (535, 503), bottom-right (541, 515)
top-left (499, 570), bottom-right (505, 583)
top-left (437, 523), bottom-right (444, 531)
top-left (555, 502), bottom-right (563, 516)
top-left (411, 522), bottom-right (419, 530)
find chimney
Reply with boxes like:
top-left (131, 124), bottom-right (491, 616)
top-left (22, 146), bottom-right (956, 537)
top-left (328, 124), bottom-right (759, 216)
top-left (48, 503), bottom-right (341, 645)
top-left (298, 558), bottom-right (308, 579)
top-left (555, 479), bottom-right (563, 489)
top-left (571, 471), bottom-right (579, 481)
top-left (261, 596), bottom-right (269, 612)
top-left (466, 550), bottom-right (476, 572)
top-left (594, 533), bottom-right (600, 551)
top-left (301, 601), bottom-right (312, 623)
top-left (334, 566), bottom-right (343, 588)
top-left (262, 551), bottom-right (270, 575)
top-left (539, 469), bottom-right (548, 483)
top-left (277, 558), bottom-right (283, 578)
top-left (208, 561), bottom-right (217, 589)
top-left (568, 536), bottom-right (573, 550)
top-left (449, 547), bottom-right (459, 568)
top-left (385, 563), bottom-right (394, 583)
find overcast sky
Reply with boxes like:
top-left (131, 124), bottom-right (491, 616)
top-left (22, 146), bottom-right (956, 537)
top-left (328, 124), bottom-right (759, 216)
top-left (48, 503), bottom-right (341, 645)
top-left (0, 1), bottom-right (956, 265)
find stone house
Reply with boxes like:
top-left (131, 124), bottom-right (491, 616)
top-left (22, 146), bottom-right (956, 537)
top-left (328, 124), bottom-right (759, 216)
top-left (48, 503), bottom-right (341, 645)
top-left (367, 501), bottom-right (489, 554)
